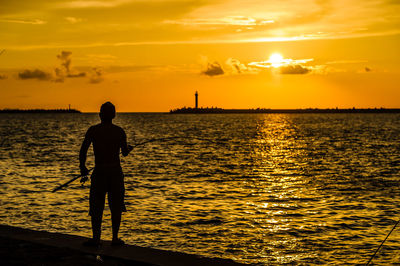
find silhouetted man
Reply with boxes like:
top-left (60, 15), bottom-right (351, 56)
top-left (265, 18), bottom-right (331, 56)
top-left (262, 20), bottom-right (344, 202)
top-left (79, 102), bottom-right (132, 246)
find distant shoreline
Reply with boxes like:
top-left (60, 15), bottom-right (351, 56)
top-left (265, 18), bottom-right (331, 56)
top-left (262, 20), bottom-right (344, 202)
top-left (0, 109), bottom-right (81, 113)
top-left (170, 107), bottom-right (400, 114)
top-left (2, 108), bottom-right (400, 114)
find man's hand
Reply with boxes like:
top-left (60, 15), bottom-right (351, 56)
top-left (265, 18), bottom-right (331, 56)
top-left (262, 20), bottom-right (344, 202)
top-left (80, 175), bottom-right (89, 185)
top-left (80, 165), bottom-right (89, 176)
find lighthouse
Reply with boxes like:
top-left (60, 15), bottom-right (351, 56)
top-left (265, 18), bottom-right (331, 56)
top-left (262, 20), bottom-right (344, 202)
top-left (195, 91), bottom-right (198, 109)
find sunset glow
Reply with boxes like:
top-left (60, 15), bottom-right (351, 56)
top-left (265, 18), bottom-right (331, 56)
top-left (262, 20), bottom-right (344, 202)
top-left (0, 0), bottom-right (399, 111)
top-left (2, 2), bottom-right (400, 264)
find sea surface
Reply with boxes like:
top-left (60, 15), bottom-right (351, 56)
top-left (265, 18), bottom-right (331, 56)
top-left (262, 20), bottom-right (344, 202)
top-left (1, 113), bottom-right (400, 265)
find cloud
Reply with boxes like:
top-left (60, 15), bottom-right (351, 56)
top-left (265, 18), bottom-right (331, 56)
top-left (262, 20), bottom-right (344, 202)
top-left (202, 62), bottom-right (224, 76)
top-left (247, 55), bottom-right (316, 74)
top-left (164, 16), bottom-right (274, 27)
top-left (18, 69), bottom-right (52, 80)
top-left (54, 68), bottom-right (64, 82)
top-left (224, 58), bottom-right (259, 75)
top-left (86, 53), bottom-right (117, 62)
top-left (199, 54), bottom-right (345, 76)
top-left (67, 72), bottom-right (86, 78)
top-left (89, 68), bottom-right (103, 83)
top-left (1, 0), bottom-right (400, 52)
top-left (57, 51), bottom-right (72, 73)
top-left (226, 58), bottom-right (248, 74)
top-left (200, 55), bottom-right (317, 76)
top-left (105, 65), bottom-right (162, 73)
top-left (17, 51), bottom-right (89, 82)
top-left (280, 64), bottom-right (311, 74)
top-left (59, 0), bottom-right (133, 9)
top-left (0, 18), bottom-right (46, 25)
top-left (65, 16), bottom-right (82, 23)
top-left (249, 58), bottom-right (313, 69)
top-left (55, 51), bottom-right (86, 81)
top-left (326, 60), bottom-right (368, 64)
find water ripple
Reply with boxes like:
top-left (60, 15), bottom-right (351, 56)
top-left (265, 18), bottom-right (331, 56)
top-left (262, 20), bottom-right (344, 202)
top-left (1, 113), bottom-right (400, 264)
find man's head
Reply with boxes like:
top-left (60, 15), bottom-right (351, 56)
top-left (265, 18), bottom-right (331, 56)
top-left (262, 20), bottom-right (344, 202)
top-left (99, 102), bottom-right (115, 122)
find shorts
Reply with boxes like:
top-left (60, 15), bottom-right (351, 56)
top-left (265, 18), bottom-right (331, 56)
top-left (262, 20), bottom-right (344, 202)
top-left (89, 165), bottom-right (126, 216)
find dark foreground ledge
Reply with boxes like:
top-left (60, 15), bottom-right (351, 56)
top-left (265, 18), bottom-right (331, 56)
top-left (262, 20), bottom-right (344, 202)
top-left (0, 225), bottom-right (246, 266)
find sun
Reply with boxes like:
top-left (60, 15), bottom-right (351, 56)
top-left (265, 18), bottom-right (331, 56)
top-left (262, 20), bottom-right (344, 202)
top-left (268, 53), bottom-right (284, 67)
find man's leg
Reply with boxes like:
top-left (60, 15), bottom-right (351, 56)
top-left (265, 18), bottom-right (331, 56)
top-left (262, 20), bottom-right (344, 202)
top-left (92, 211), bottom-right (103, 242)
top-left (88, 176), bottom-right (106, 245)
top-left (109, 190), bottom-right (125, 245)
top-left (109, 168), bottom-right (125, 244)
top-left (111, 210), bottom-right (121, 241)
top-left (83, 208), bottom-right (103, 246)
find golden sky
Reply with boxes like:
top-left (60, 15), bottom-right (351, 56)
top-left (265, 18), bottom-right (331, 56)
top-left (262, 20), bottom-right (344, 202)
top-left (0, 0), bottom-right (399, 112)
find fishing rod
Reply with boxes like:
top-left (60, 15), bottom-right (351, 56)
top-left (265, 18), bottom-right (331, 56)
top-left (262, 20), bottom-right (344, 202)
top-left (51, 136), bottom-right (217, 193)
top-left (51, 167), bottom-right (94, 193)
top-left (366, 218), bottom-right (400, 265)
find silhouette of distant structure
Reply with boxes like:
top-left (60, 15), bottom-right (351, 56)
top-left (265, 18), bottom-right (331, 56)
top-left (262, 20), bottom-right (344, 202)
top-left (169, 107), bottom-right (400, 114)
top-left (170, 94), bottom-right (400, 113)
top-left (0, 108), bottom-right (81, 113)
top-left (170, 107), bottom-right (400, 114)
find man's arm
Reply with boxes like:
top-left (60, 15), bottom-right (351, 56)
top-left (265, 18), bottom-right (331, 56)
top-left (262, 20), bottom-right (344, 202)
top-left (120, 129), bottom-right (133, 157)
top-left (79, 128), bottom-right (92, 176)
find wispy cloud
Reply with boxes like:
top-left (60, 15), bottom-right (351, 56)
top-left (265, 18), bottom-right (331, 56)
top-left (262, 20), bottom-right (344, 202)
top-left (0, 19), bottom-right (46, 25)
top-left (85, 54), bottom-right (117, 64)
top-left (164, 16), bottom-right (274, 26)
top-left (59, 0), bottom-right (133, 9)
top-left (0, 0), bottom-right (398, 85)
top-left (326, 60), bottom-right (368, 65)
top-left (65, 16), bottom-right (82, 23)
top-left (226, 58), bottom-right (249, 74)
top-left (249, 57), bottom-right (313, 69)
top-left (0, 0), bottom-right (399, 51)
top-left (89, 67), bottom-right (104, 83)
top-left (161, 0), bottom-right (400, 42)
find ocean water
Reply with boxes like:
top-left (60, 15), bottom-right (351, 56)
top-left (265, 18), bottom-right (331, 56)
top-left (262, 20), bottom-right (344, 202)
top-left (1, 113), bottom-right (400, 265)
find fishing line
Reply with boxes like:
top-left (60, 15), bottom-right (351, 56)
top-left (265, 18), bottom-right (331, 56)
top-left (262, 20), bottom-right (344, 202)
top-left (366, 218), bottom-right (400, 265)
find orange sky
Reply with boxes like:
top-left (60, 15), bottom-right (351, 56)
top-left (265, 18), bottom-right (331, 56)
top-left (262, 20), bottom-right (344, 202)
top-left (0, 0), bottom-right (399, 112)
